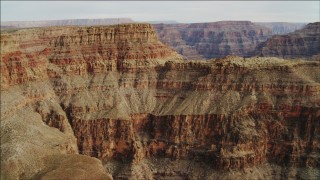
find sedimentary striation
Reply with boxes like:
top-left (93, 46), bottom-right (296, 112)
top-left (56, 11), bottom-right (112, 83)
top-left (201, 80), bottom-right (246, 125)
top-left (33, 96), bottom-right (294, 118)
top-left (256, 22), bottom-right (306, 35)
top-left (256, 22), bottom-right (320, 59)
top-left (153, 21), bottom-right (273, 59)
top-left (0, 23), bottom-right (179, 179)
top-left (1, 23), bottom-right (319, 179)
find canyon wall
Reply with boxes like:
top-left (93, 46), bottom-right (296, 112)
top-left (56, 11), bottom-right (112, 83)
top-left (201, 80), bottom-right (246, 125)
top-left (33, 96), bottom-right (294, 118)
top-left (1, 24), bottom-right (319, 179)
top-left (0, 23), bottom-right (179, 179)
top-left (153, 21), bottom-right (273, 59)
top-left (256, 22), bottom-right (306, 35)
top-left (256, 22), bottom-right (320, 59)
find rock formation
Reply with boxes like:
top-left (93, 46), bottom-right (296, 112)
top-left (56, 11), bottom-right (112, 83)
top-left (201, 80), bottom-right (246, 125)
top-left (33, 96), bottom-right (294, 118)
top-left (256, 22), bottom-right (306, 35)
top-left (1, 18), bottom-right (134, 29)
top-left (0, 23), bottom-right (179, 179)
top-left (256, 22), bottom-right (320, 59)
top-left (1, 23), bottom-right (319, 179)
top-left (153, 21), bottom-right (273, 59)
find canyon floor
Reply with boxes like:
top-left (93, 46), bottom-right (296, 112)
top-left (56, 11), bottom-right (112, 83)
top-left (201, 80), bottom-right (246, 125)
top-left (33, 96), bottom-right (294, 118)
top-left (1, 24), bottom-right (319, 179)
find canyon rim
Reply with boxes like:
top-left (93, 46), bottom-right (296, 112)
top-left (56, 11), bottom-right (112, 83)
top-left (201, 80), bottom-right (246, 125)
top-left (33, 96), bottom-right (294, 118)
top-left (1, 1), bottom-right (320, 180)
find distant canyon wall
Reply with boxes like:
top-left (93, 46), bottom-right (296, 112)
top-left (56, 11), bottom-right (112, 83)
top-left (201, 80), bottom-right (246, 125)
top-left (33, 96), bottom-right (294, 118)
top-left (2, 19), bottom-right (316, 60)
top-left (1, 18), bottom-right (134, 28)
top-left (256, 22), bottom-right (306, 35)
top-left (153, 21), bottom-right (273, 59)
top-left (255, 22), bottom-right (320, 59)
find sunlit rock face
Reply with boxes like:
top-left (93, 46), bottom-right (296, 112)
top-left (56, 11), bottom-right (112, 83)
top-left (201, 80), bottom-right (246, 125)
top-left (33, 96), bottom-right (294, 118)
top-left (1, 23), bottom-right (319, 179)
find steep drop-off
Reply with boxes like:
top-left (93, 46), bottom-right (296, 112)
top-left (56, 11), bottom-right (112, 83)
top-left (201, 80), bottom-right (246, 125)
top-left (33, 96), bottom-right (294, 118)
top-left (256, 22), bottom-right (320, 59)
top-left (153, 21), bottom-right (273, 59)
top-left (1, 24), bottom-right (319, 179)
top-left (0, 23), bottom-right (179, 179)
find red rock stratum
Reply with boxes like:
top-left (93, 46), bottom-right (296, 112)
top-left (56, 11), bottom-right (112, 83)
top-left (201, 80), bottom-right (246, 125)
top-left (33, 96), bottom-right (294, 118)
top-left (1, 23), bottom-right (319, 179)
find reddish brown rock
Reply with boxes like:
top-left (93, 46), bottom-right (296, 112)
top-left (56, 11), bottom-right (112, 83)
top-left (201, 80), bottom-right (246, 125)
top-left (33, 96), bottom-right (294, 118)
top-left (1, 24), bottom-right (319, 179)
top-left (0, 23), bottom-right (181, 88)
top-left (61, 56), bottom-right (319, 174)
top-left (256, 22), bottom-right (320, 58)
top-left (153, 21), bottom-right (272, 59)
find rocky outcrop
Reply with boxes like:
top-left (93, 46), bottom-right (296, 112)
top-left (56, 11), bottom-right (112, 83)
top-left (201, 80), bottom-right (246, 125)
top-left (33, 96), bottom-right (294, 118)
top-left (256, 22), bottom-right (320, 59)
top-left (1, 18), bottom-right (134, 28)
top-left (0, 23), bottom-right (181, 89)
top-left (62, 56), bottom-right (319, 179)
top-left (1, 23), bottom-right (319, 179)
top-left (1, 23), bottom-right (179, 179)
top-left (64, 57), bottom-right (319, 170)
top-left (256, 22), bottom-right (306, 35)
top-left (153, 21), bottom-right (273, 59)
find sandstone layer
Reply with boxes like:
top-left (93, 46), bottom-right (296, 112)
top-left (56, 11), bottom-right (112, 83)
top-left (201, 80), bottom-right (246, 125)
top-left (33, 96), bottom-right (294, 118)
top-left (256, 22), bottom-right (320, 59)
top-left (153, 21), bottom-right (273, 59)
top-left (1, 24), bottom-right (319, 179)
top-left (1, 23), bottom-right (179, 179)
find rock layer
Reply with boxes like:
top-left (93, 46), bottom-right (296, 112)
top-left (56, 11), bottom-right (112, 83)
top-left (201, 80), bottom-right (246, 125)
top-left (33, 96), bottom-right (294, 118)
top-left (1, 23), bottom-right (179, 179)
top-left (256, 22), bottom-right (320, 59)
top-left (153, 21), bottom-right (273, 59)
top-left (256, 22), bottom-right (306, 35)
top-left (65, 57), bottom-right (319, 171)
top-left (1, 24), bottom-right (319, 179)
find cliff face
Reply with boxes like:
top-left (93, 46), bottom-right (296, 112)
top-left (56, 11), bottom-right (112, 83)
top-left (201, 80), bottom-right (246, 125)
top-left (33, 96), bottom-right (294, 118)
top-left (256, 22), bottom-right (320, 59)
top-left (1, 24), bottom-right (319, 179)
top-left (256, 22), bottom-right (306, 35)
top-left (0, 23), bottom-right (179, 179)
top-left (1, 23), bottom-right (181, 88)
top-left (153, 21), bottom-right (273, 59)
top-left (66, 57), bottom-right (319, 172)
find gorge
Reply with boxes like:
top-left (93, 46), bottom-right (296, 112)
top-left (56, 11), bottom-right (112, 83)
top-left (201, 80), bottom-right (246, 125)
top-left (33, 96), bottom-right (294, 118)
top-left (1, 23), bottom-right (319, 179)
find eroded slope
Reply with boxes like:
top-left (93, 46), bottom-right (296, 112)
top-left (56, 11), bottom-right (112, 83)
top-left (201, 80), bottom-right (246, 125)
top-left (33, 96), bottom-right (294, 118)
top-left (256, 22), bottom-right (320, 59)
top-left (1, 24), bottom-right (319, 179)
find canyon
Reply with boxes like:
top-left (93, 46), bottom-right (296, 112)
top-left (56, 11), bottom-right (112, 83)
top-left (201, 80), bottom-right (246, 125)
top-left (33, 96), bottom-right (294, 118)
top-left (1, 23), bottom-right (320, 179)
top-left (256, 22), bottom-right (306, 35)
top-left (153, 21), bottom-right (273, 59)
top-left (153, 21), bottom-right (319, 60)
top-left (2, 19), bottom-right (311, 61)
top-left (256, 22), bottom-right (320, 59)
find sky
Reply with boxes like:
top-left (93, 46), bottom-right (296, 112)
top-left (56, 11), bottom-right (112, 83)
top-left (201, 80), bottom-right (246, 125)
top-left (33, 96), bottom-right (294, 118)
top-left (1, 1), bottom-right (319, 23)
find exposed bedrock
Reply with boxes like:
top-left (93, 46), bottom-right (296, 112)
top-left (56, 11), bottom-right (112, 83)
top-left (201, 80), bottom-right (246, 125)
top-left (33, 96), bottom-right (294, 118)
top-left (153, 21), bottom-right (273, 59)
top-left (256, 22), bottom-right (320, 59)
top-left (255, 22), bottom-right (306, 35)
top-left (1, 23), bottom-right (179, 179)
top-left (1, 24), bottom-right (319, 179)
top-left (54, 57), bottom-right (320, 173)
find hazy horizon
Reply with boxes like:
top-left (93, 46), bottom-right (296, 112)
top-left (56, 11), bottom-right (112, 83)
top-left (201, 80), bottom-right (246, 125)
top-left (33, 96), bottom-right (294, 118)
top-left (1, 1), bottom-right (319, 23)
top-left (0, 17), bottom-right (312, 24)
